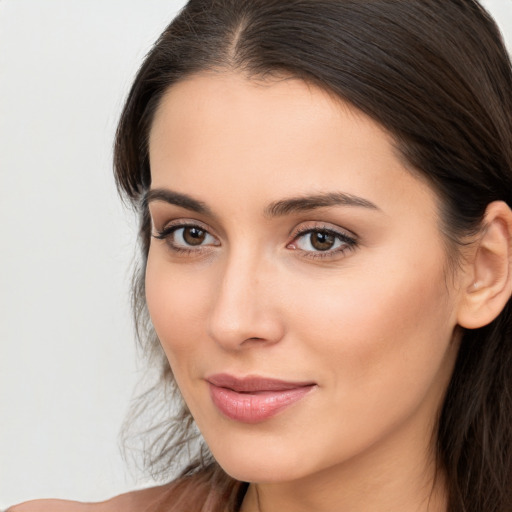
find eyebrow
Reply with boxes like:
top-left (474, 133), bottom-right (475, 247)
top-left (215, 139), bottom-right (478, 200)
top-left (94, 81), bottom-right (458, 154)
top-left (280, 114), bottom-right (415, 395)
top-left (143, 188), bottom-right (213, 216)
top-left (143, 188), bottom-right (379, 217)
top-left (264, 192), bottom-right (379, 217)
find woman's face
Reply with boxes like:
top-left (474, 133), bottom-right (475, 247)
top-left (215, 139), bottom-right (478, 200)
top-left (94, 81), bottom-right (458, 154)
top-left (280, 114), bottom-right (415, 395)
top-left (146, 73), bottom-right (463, 484)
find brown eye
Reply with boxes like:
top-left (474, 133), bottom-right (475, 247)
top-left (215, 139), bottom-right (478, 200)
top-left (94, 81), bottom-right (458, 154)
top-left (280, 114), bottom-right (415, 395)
top-left (154, 224), bottom-right (218, 251)
top-left (310, 231), bottom-right (336, 251)
top-left (290, 227), bottom-right (357, 256)
top-left (183, 227), bottom-right (207, 246)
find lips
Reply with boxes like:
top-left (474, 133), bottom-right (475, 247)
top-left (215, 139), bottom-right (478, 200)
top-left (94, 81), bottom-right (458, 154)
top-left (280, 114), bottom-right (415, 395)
top-left (206, 374), bottom-right (316, 423)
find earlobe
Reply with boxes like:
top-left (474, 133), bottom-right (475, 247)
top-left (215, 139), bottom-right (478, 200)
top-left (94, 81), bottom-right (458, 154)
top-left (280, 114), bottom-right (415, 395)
top-left (457, 201), bottom-right (512, 330)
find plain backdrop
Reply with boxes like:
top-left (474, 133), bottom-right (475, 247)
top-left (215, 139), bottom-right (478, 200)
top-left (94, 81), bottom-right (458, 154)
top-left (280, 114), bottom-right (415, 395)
top-left (0, 0), bottom-right (511, 508)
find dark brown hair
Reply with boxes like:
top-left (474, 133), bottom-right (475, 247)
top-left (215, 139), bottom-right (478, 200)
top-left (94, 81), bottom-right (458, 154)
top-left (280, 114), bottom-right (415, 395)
top-left (114, 1), bottom-right (512, 511)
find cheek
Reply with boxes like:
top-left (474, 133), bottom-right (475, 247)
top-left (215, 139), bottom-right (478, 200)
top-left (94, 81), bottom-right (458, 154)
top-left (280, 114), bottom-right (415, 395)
top-left (145, 250), bottom-right (211, 366)
top-left (271, 255), bottom-right (458, 467)
top-left (287, 250), bottom-right (455, 400)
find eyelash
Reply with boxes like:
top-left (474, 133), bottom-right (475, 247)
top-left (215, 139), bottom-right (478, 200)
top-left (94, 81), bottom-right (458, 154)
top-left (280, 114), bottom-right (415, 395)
top-left (153, 222), bottom-right (218, 255)
top-left (288, 225), bottom-right (358, 259)
top-left (152, 222), bottom-right (358, 259)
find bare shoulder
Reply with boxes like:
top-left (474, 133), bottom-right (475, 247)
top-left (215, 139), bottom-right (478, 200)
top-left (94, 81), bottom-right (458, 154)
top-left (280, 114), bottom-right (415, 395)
top-left (7, 485), bottom-right (174, 512)
top-left (96, 483), bottom-right (174, 511)
top-left (7, 499), bottom-right (92, 512)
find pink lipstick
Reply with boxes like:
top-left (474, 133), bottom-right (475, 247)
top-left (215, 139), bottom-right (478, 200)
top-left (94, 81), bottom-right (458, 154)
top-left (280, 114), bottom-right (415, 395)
top-left (206, 374), bottom-right (316, 423)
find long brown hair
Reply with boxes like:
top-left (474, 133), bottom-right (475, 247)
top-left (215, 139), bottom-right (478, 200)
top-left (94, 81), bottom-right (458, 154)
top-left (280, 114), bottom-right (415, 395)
top-left (114, 1), bottom-right (512, 510)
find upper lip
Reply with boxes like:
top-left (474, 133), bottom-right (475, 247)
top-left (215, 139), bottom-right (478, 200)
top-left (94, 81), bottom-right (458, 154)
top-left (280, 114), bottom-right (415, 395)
top-left (206, 373), bottom-right (316, 393)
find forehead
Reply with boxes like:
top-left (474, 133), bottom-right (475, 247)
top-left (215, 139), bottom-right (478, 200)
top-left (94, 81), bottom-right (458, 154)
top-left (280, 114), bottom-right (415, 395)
top-left (149, 71), bottom-right (391, 145)
top-left (148, 71), bottom-right (438, 223)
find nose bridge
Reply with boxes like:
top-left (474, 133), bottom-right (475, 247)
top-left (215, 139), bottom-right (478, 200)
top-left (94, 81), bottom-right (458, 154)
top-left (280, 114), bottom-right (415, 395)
top-left (207, 244), bottom-right (283, 349)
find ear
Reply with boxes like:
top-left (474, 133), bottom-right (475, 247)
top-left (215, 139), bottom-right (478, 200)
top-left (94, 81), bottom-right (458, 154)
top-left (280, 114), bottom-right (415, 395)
top-left (457, 201), bottom-right (512, 329)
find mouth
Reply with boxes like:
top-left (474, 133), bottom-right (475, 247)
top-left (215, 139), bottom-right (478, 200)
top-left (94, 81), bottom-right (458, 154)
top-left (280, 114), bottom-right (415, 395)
top-left (206, 373), bottom-right (317, 423)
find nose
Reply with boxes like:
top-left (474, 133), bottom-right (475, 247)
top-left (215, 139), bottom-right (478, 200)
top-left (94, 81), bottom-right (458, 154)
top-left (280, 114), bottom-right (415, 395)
top-left (206, 249), bottom-right (285, 350)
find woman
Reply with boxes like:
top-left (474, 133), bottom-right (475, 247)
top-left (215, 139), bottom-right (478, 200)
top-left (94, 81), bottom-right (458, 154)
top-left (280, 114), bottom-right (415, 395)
top-left (10, 0), bottom-right (512, 511)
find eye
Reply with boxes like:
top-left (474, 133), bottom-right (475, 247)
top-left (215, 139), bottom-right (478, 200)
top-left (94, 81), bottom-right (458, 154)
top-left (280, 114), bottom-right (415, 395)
top-left (288, 226), bottom-right (357, 257)
top-left (298, 231), bottom-right (339, 251)
top-left (153, 223), bottom-right (219, 252)
top-left (173, 226), bottom-right (214, 247)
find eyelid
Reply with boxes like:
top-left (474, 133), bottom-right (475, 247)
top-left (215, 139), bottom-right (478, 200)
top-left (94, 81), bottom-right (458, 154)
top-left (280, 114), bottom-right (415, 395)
top-left (289, 221), bottom-right (357, 241)
top-left (152, 217), bottom-right (216, 237)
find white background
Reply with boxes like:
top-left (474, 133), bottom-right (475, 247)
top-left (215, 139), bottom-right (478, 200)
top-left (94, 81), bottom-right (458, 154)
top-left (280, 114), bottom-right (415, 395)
top-left (0, 0), bottom-right (511, 508)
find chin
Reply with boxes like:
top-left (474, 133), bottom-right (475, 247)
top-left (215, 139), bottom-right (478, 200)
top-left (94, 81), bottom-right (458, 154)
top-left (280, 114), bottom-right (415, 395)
top-left (220, 460), bottom-right (306, 484)
top-left (207, 440), bottom-right (314, 484)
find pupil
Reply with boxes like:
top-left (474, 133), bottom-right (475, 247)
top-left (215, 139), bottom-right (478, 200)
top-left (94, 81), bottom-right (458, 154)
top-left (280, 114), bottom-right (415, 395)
top-left (311, 231), bottom-right (335, 251)
top-left (184, 227), bottom-right (206, 246)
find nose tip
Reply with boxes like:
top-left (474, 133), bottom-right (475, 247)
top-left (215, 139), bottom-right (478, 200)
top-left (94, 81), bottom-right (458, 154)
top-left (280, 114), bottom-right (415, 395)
top-left (206, 264), bottom-right (285, 350)
top-left (208, 311), bottom-right (283, 349)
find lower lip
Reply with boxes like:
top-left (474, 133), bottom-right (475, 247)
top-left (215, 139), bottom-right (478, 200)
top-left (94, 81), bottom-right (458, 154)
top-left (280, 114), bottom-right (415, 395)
top-left (208, 383), bottom-right (315, 423)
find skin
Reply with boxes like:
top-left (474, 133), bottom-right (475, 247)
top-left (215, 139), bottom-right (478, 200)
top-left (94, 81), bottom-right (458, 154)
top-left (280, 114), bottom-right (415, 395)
top-left (6, 485), bottom-right (174, 512)
top-left (144, 72), bottom-right (466, 512)
top-left (11, 73), bottom-right (512, 512)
